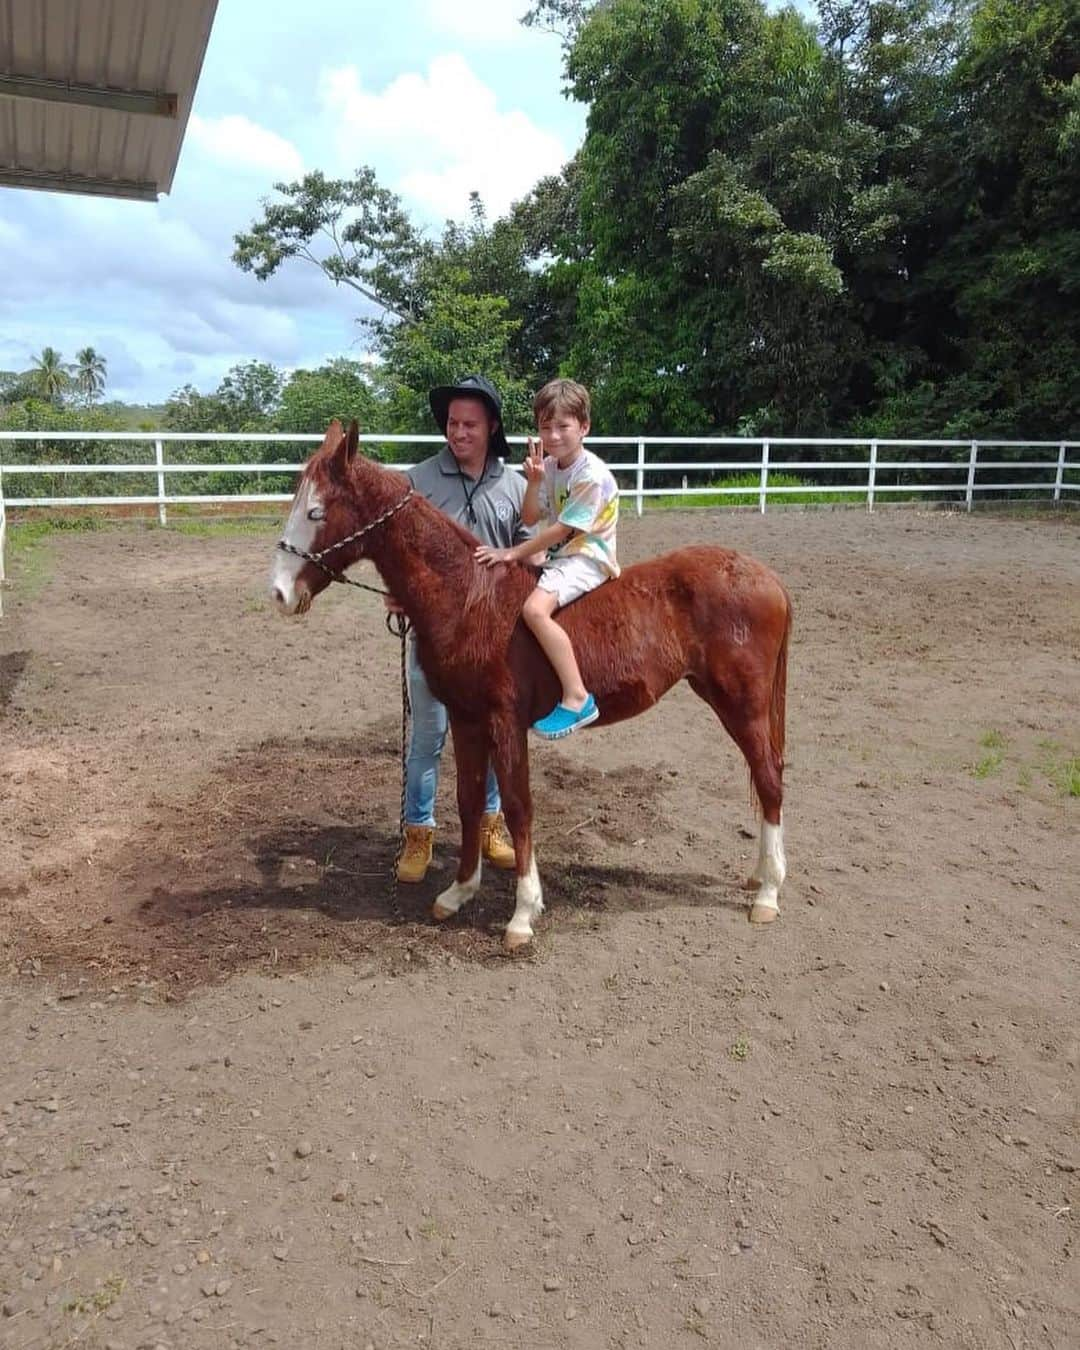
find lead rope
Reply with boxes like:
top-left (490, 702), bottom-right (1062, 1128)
top-left (277, 489), bottom-right (416, 913)
top-left (387, 610), bottom-right (411, 923)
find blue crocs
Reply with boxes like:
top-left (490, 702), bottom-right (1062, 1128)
top-left (532, 693), bottom-right (600, 740)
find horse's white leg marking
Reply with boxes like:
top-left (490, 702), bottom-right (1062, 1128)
top-left (504, 852), bottom-right (544, 951)
top-left (270, 481), bottom-right (320, 613)
top-left (432, 860), bottom-right (482, 921)
top-left (749, 816), bottom-right (785, 925)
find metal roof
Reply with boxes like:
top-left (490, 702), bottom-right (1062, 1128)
top-left (0, 0), bottom-right (219, 202)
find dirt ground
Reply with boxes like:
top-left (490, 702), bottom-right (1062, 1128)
top-left (0, 505), bottom-right (1077, 1350)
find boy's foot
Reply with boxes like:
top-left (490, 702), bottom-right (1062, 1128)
top-left (532, 694), bottom-right (599, 740)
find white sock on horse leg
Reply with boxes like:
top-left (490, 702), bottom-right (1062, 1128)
top-left (433, 861), bottom-right (482, 918)
top-left (505, 853), bottom-right (543, 948)
top-left (750, 818), bottom-right (785, 918)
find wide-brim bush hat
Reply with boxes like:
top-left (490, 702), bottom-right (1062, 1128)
top-left (429, 374), bottom-right (510, 459)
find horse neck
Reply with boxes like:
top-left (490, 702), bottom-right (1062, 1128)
top-left (344, 463), bottom-right (475, 630)
top-left (349, 464), bottom-right (530, 654)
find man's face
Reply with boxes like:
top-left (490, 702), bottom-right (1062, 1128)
top-left (446, 396), bottom-right (495, 461)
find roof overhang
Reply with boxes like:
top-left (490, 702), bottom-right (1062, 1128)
top-left (0, 0), bottom-right (219, 202)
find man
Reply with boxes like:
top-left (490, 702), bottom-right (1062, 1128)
top-left (389, 374), bottom-right (533, 883)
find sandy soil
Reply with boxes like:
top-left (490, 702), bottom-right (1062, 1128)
top-left (0, 505), bottom-right (1077, 1350)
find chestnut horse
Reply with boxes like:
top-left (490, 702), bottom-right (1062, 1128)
top-left (270, 420), bottom-right (792, 949)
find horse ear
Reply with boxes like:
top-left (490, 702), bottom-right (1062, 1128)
top-left (319, 419), bottom-right (344, 454)
top-left (345, 419), bottom-right (360, 461)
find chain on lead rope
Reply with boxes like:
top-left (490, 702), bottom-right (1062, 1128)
top-left (387, 608), bottom-right (411, 926)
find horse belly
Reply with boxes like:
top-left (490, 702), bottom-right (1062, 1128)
top-left (563, 592), bottom-right (689, 721)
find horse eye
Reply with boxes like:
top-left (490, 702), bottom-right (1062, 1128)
top-left (307, 507), bottom-right (325, 522)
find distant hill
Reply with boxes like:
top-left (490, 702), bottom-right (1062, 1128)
top-left (97, 401), bottom-right (168, 430)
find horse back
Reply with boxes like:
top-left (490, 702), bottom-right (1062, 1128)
top-left (515, 546), bottom-right (791, 726)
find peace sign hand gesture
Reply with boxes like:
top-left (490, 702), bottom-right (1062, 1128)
top-left (523, 436), bottom-right (545, 485)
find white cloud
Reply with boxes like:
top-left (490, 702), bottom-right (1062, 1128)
top-left (321, 55), bottom-right (569, 220)
top-left (424, 0), bottom-right (527, 43)
top-left (188, 114), bottom-right (304, 180)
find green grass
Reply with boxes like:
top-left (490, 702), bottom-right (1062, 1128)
top-left (64, 1274), bottom-right (125, 1315)
top-left (728, 1035), bottom-right (751, 1061)
top-left (164, 517), bottom-right (278, 537)
top-left (973, 729), bottom-right (1006, 779)
top-left (5, 517), bottom-right (103, 601)
top-left (971, 733), bottom-right (1077, 797)
top-left (646, 472), bottom-right (864, 510)
top-left (1037, 740), bottom-right (1080, 798)
top-left (1054, 758), bottom-right (1080, 797)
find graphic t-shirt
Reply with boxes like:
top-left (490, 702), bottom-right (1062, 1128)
top-left (538, 448), bottom-right (620, 578)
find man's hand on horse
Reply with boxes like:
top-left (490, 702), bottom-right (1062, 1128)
top-left (523, 437), bottom-right (545, 484)
top-left (475, 545), bottom-right (511, 568)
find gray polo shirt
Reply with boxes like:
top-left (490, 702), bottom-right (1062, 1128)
top-left (408, 445), bottom-right (532, 549)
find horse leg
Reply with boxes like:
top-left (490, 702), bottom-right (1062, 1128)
top-left (491, 721), bottom-right (543, 951)
top-left (431, 718), bottom-right (487, 922)
top-left (687, 677), bottom-right (786, 925)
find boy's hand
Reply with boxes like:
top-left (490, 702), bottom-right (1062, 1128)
top-left (523, 436), bottom-right (545, 485)
top-left (475, 544), bottom-right (511, 568)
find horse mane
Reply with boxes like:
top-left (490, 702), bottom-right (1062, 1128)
top-left (311, 450), bottom-right (536, 639)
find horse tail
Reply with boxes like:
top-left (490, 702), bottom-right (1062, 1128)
top-left (769, 588), bottom-right (792, 771)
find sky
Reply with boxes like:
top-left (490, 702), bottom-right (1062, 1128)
top-left (0, 0), bottom-right (816, 406)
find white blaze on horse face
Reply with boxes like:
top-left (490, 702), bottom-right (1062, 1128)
top-left (270, 479), bottom-right (323, 614)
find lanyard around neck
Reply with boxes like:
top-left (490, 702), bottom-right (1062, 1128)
top-left (455, 453), bottom-right (489, 525)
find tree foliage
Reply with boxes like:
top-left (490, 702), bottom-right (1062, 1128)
top-left (220, 0), bottom-right (1077, 442)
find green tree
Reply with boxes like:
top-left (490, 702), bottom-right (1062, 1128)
top-left (276, 359), bottom-right (382, 435)
top-left (73, 347), bottom-right (108, 406)
top-left (908, 0), bottom-right (1080, 436)
top-left (232, 168), bottom-right (429, 329)
top-left (30, 347), bottom-right (70, 405)
top-left (165, 360), bottom-right (283, 433)
top-left (234, 176), bottom-right (541, 433)
top-left (378, 287), bottom-right (532, 436)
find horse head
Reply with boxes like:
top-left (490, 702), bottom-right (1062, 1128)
top-left (270, 418), bottom-right (382, 615)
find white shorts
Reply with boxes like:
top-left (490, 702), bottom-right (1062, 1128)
top-left (537, 554), bottom-right (610, 607)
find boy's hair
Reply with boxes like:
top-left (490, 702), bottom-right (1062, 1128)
top-left (533, 378), bottom-right (591, 426)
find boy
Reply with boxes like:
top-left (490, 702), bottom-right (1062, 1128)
top-left (475, 378), bottom-right (619, 739)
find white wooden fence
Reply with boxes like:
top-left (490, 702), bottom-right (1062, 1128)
top-left (1, 431), bottom-right (1076, 617)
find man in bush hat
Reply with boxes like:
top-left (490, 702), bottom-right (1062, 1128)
top-left (388, 374), bottom-right (533, 883)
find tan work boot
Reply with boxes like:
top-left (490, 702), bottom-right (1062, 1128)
top-left (396, 825), bottom-right (435, 883)
top-left (481, 812), bottom-right (516, 870)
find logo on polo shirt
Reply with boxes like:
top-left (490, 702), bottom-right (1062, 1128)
top-left (495, 500), bottom-right (512, 521)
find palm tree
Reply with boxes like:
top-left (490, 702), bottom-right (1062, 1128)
top-left (74, 347), bottom-right (107, 406)
top-left (30, 347), bottom-right (70, 405)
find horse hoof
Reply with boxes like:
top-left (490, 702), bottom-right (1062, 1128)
top-left (432, 901), bottom-right (455, 922)
top-left (503, 928), bottom-right (532, 952)
top-left (749, 903), bottom-right (779, 925)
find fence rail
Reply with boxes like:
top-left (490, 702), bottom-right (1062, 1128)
top-left (1, 432), bottom-right (1077, 614)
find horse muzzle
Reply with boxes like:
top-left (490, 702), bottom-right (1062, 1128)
top-left (270, 576), bottom-right (311, 616)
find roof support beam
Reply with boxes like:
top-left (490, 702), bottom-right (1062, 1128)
top-left (0, 73), bottom-right (177, 118)
top-left (0, 167), bottom-right (158, 201)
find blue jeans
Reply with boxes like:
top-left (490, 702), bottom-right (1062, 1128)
top-left (405, 641), bottom-right (500, 827)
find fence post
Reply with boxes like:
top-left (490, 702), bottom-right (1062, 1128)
top-left (759, 440), bottom-right (770, 514)
top-left (1053, 442), bottom-right (1066, 504)
top-left (867, 440), bottom-right (878, 513)
top-left (636, 438), bottom-right (645, 518)
top-left (965, 440), bottom-right (978, 512)
top-left (0, 460), bottom-right (6, 620)
top-left (155, 438), bottom-right (167, 526)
